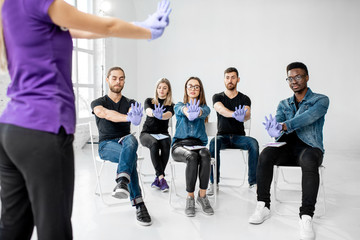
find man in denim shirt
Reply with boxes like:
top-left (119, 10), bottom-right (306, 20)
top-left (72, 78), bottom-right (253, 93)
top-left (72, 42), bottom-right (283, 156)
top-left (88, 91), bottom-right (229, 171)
top-left (249, 62), bottom-right (329, 240)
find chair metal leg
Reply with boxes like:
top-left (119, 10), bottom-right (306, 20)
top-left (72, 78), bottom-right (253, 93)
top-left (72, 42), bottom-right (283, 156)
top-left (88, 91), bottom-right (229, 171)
top-left (273, 165), bottom-right (326, 217)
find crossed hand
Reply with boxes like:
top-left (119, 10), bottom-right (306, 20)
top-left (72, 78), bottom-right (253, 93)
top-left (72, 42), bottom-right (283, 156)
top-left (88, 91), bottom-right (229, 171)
top-left (263, 114), bottom-right (282, 138)
top-left (232, 105), bottom-right (248, 122)
top-left (127, 102), bottom-right (143, 126)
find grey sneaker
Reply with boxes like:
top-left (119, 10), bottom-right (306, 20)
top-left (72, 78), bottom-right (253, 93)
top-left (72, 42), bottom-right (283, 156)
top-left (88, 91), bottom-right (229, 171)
top-left (196, 194), bottom-right (214, 215)
top-left (207, 183), bottom-right (219, 196)
top-left (185, 196), bottom-right (195, 217)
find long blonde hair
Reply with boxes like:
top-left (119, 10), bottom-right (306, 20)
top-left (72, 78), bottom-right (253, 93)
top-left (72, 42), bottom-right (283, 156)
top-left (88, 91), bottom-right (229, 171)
top-left (152, 78), bottom-right (173, 106)
top-left (0, 0), bottom-right (8, 72)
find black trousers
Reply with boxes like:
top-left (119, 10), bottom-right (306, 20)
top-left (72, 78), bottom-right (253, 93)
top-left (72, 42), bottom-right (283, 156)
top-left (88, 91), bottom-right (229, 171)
top-left (256, 145), bottom-right (323, 217)
top-left (171, 140), bottom-right (211, 193)
top-left (0, 124), bottom-right (74, 240)
top-left (140, 133), bottom-right (171, 177)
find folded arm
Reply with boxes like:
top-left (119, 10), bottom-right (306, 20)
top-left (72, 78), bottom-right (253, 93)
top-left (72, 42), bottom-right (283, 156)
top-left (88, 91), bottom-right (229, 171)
top-left (93, 105), bottom-right (128, 122)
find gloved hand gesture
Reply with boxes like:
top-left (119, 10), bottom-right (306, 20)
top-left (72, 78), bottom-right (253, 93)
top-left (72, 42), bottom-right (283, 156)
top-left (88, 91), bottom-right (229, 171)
top-left (263, 114), bottom-right (282, 138)
top-left (232, 105), bottom-right (248, 122)
top-left (156, 0), bottom-right (171, 26)
top-left (153, 103), bottom-right (165, 120)
top-left (187, 99), bottom-right (200, 121)
top-left (133, 0), bottom-right (172, 40)
top-left (127, 102), bottom-right (143, 126)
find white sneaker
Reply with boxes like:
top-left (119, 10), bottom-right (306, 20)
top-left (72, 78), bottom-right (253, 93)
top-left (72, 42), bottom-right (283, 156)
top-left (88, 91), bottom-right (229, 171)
top-left (248, 201), bottom-right (270, 224)
top-left (206, 183), bottom-right (219, 196)
top-left (299, 215), bottom-right (315, 240)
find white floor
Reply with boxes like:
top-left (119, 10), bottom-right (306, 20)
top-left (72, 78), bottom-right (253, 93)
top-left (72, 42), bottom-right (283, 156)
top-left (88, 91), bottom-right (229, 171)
top-left (33, 146), bottom-right (360, 240)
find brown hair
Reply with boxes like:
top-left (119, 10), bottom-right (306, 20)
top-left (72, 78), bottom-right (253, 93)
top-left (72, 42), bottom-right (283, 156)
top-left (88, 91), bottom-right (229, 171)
top-left (106, 66), bottom-right (125, 78)
top-left (151, 78), bottom-right (173, 106)
top-left (0, 0), bottom-right (8, 72)
top-left (183, 76), bottom-right (208, 122)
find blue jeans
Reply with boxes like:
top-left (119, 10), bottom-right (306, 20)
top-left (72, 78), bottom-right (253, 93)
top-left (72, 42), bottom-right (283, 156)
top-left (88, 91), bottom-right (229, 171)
top-left (98, 135), bottom-right (142, 206)
top-left (209, 134), bottom-right (259, 185)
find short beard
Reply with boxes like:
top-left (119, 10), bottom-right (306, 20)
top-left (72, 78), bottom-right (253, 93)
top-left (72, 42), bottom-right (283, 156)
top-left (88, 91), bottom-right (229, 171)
top-left (110, 85), bottom-right (123, 93)
top-left (226, 84), bottom-right (236, 91)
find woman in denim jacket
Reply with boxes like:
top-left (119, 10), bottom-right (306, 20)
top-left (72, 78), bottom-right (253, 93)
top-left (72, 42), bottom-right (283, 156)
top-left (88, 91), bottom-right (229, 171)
top-left (171, 77), bottom-right (214, 217)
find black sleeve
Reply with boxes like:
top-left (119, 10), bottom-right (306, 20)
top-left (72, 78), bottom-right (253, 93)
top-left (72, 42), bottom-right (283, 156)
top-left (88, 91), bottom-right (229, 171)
top-left (91, 97), bottom-right (104, 114)
top-left (144, 98), bottom-right (153, 110)
top-left (212, 93), bottom-right (222, 106)
top-left (166, 103), bottom-right (175, 115)
top-left (243, 95), bottom-right (251, 107)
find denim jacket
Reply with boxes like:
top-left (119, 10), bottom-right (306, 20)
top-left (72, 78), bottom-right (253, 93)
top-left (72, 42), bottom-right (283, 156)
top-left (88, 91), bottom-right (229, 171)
top-left (276, 88), bottom-right (329, 153)
top-left (172, 102), bottom-right (210, 146)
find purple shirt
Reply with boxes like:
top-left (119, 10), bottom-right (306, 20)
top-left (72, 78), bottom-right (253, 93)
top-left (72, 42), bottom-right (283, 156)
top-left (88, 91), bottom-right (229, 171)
top-left (0, 0), bottom-right (75, 134)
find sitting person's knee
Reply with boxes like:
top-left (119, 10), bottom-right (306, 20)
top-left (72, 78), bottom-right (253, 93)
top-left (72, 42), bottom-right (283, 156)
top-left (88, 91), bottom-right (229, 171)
top-left (185, 151), bottom-right (198, 162)
top-left (199, 149), bottom-right (211, 159)
top-left (126, 135), bottom-right (138, 149)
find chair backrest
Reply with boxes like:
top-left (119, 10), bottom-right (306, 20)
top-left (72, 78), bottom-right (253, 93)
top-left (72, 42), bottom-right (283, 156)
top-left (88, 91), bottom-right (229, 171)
top-left (205, 121), bottom-right (217, 138)
top-left (168, 116), bottom-right (176, 137)
top-left (244, 119), bottom-right (251, 136)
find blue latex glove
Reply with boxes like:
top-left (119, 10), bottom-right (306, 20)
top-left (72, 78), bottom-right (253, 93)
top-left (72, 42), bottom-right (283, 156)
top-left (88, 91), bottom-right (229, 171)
top-left (263, 114), bottom-right (282, 138)
top-left (133, 0), bottom-right (172, 40)
top-left (153, 103), bottom-right (165, 120)
top-left (127, 102), bottom-right (143, 126)
top-left (187, 99), bottom-right (200, 121)
top-left (232, 105), bottom-right (248, 122)
top-left (156, 0), bottom-right (171, 26)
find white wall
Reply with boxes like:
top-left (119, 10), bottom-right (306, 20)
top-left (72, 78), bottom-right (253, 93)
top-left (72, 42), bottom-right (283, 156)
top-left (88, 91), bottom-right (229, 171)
top-left (130, 0), bottom-right (360, 153)
top-left (1, 0), bottom-right (359, 153)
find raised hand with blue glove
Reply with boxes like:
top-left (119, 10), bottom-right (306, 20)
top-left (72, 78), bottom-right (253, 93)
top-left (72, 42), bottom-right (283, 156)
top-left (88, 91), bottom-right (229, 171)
top-left (127, 102), bottom-right (143, 126)
top-left (232, 105), bottom-right (248, 122)
top-left (132, 0), bottom-right (172, 40)
top-left (153, 103), bottom-right (165, 120)
top-left (187, 99), bottom-right (201, 121)
top-left (263, 114), bottom-right (282, 138)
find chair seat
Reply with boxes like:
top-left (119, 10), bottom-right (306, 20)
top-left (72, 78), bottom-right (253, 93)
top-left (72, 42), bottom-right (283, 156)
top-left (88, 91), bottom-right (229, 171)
top-left (273, 164), bottom-right (326, 217)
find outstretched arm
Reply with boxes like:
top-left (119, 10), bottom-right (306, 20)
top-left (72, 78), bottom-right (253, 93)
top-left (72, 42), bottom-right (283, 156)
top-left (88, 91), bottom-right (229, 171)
top-left (49, 0), bottom-right (171, 40)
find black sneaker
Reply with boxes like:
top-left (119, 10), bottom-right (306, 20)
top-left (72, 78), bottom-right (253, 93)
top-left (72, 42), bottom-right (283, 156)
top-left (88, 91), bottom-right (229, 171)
top-left (112, 181), bottom-right (130, 199)
top-left (136, 204), bottom-right (152, 226)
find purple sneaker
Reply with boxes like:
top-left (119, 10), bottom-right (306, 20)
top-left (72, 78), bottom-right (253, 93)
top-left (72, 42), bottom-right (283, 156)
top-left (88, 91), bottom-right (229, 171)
top-left (159, 178), bottom-right (169, 192)
top-left (151, 177), bottom-right (160, 189)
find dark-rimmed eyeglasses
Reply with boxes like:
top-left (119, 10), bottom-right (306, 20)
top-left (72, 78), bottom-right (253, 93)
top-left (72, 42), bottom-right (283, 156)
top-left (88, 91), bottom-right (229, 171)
top-left (286, 74), bottom-right (305, 83)
top-left (186, 85), bottom-right (200, 90)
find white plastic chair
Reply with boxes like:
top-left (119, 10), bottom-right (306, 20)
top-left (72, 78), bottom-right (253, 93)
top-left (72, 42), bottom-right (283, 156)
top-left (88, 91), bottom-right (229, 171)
top-left (273, 164), bottom-right (326, 217)
top-left (88, 121), bottom-right (145, 206)
top-left (212, 119), bottom-right (251, 187)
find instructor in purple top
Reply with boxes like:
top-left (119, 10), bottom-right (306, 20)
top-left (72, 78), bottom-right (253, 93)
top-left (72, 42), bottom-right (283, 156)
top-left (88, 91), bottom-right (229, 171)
top-left (0, 0), bottom-right (171, 239)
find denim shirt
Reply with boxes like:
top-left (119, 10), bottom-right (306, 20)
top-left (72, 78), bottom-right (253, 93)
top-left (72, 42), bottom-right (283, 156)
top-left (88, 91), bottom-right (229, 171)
top-left (172, 102), bottom-right (210, 146)
top-left (276, 88), bottom-right (329, 153)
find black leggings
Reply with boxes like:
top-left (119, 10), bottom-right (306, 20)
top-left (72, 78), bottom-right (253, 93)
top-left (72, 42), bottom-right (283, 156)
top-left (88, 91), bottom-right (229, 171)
top-left (171, 143), bottom-right (211, 193)
top-left (256, 145), bottom-right (323, 217)
top-left (0, 123), bottom-right (74, 240)
top-left (140, 133), bottom-right (171, 177)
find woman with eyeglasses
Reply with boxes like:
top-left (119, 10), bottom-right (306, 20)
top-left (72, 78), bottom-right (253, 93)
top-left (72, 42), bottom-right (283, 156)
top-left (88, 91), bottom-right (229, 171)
top-left (0, 0), bottom-right (171, 238)
top-left (140, 78), bottom-right (174, 192)
top-left (171, 76), bottom-right (214, 217)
